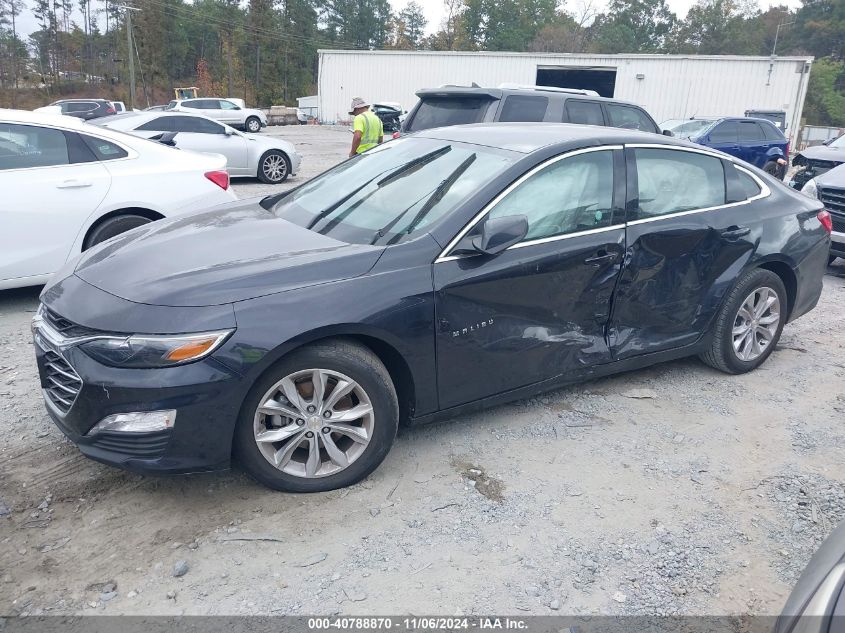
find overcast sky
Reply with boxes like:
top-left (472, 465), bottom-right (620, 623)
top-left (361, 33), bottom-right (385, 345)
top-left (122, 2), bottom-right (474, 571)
top-left (13, 0), bottom-right (803, 40)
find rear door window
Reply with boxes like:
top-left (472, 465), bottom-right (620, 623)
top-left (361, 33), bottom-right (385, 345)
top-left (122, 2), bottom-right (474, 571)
top-left (564, 100), bottom-right (604, 126)
top-left (406, 97), bottom-right (491, 132)
top-left (737, 121), bottom-right (765, 141)
top-left (633, 148), bottom-right (726, 219)
top-left (66, 102), bottom-right (95, 113)
top-left (0, 123), bottom-right (69, 169)
top-left (606, 105), bottom-right (658, 133)
top-left (498, 95), bottom-right (549, 123)
top-left (175, 116), bottom-right (226, 134)
top-left (136, 116), bottom-right (176, 132)
top-left (708, 121), bottom-right (739, 143)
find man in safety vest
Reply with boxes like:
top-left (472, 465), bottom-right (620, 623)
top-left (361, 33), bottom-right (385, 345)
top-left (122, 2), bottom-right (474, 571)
top-left (348, 97), bottom-right (383, 158)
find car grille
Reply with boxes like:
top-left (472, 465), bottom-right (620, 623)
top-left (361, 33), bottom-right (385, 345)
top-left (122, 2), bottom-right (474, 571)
top-left (89, 430), bottom-right (171, 458)
top-left (42, 349), bottom-right (83, 414)
top-left (820, 187), bottom-right (845, 216)
top-left (43, 307), bottom-right (100, 338)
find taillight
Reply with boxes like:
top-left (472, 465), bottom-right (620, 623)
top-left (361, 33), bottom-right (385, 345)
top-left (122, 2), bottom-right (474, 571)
top-left (392, 131), bottom-right (400, 139)
top-left (205, 170), bottom-right (229, 190)
top-left (818, 210), bottom-right (832, 234)
top-left (106, 106), bottom-right (115, 114)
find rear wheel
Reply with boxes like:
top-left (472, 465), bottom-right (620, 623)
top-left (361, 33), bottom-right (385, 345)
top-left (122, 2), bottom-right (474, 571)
top-left (234, 341), bottom-right (398, 492)
top-left (763, 160), bottom-right (786, 180)
top-left (245, 116), bottom-right (262, 133)
top-left (83, 214), bottom-right (153, 250)
top-left (700, 268), bottom-right (787, 374)
top-left (257, 150), bottom-right (290, 184)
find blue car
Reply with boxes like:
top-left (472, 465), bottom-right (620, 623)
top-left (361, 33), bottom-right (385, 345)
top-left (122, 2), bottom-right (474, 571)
top-left (664, 117), bottom-right (789, 178)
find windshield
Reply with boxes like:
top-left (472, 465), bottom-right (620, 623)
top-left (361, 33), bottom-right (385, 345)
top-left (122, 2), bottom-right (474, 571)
top-left (269, 137), bottom-right (514, 246)
top-left (664, 119), bottom-right (715, 138)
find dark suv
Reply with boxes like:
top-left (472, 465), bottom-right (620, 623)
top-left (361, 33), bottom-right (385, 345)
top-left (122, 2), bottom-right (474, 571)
top-left (400, 84), bottom-right (664, 136)
top-left (50, 99), bottom-right (116, 120)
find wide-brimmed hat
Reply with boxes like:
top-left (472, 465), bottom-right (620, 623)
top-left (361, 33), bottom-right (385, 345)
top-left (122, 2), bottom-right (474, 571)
top-left (348, 97), bottom-right (369, 114)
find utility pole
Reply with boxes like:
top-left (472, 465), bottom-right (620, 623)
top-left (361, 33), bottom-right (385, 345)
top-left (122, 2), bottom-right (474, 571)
top-left (126, 6), bottom-right (136, 109)
top-left (772, 19), bottom-right (794, 57)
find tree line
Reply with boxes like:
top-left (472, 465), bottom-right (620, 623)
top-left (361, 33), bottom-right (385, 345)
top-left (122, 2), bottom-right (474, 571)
top-left (0, 0), bottom-right (842, 125)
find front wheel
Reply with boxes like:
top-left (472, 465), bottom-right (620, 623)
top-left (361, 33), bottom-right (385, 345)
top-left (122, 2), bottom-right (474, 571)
top-left (234, 341), bottom-right (398, 492)
top-left (699, 268), bottom-right (787, 374)
top-left (257, 150), bottom-right (290, 184)
top-left (245, 116), bottom-right (262, 133)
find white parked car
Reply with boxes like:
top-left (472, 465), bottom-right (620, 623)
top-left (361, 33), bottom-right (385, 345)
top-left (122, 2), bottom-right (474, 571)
top-left (166, 97), bottom-right (268, 133)
top-left (111, 101), bottom-right (127, 113)
top-left (94, 111), bottom-right (301, 183)
top-left (0, 109), bottom-right (237, 291)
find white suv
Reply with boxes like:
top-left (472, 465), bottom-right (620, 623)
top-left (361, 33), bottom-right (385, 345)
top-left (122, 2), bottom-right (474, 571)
top-left (167, 98), bottom-right (268, 133)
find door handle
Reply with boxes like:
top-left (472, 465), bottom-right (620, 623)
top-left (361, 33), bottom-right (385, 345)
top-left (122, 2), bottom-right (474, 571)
top-left (720, 225), bottom-right (750, 239)
top-left (584, 250), bottom-right (617, 265)
top-left (56, 180), bottom-right (93, 189)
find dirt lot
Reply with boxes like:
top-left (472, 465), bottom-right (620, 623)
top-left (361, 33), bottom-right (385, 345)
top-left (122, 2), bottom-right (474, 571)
top-left (1, 126), bottom-right (845, 617)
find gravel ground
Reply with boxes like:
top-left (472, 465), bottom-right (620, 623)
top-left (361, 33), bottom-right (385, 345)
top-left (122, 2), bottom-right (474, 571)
top-left (1, 126), bottom-right (845, 617)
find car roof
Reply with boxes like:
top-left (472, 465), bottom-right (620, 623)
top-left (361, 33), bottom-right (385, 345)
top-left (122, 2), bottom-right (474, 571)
top-left (416, 122), bottom-right (688, 154)
top-left (0, 108), bottom-right (86, 128)
top-left (52, 98), bottom-right (110, 104)
top-left (415, 85), bottom-right (642, 108)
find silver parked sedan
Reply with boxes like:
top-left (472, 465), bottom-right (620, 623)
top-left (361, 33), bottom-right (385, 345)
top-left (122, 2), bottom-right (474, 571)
top-left (93, 112), bottom-right (301, 183)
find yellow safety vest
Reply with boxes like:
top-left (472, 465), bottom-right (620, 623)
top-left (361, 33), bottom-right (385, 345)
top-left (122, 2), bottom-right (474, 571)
top-left (353, 111), bottom-right (383, 153)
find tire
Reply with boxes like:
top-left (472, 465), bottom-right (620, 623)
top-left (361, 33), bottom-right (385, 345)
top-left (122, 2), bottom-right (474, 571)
top-left (699, 268), bottom-right (787, 374)
top-left (233, 340), bottom-right (399, 493)
top-left (245, 116), bottom-right (262, 133)
top-left (83, 214), bottom-right (153, 250)
top-left (257, 150), bottom-right (290, 184)
top-left (763, 160), bottom-right (786, 180)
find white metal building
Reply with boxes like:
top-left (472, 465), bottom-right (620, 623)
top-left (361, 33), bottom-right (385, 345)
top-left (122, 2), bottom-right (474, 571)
top-left (317, 50), bottom-right (813, 141)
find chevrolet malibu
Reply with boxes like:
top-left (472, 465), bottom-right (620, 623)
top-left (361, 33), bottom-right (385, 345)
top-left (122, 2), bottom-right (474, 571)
top-left (32, 124), bottom-right (832, 493)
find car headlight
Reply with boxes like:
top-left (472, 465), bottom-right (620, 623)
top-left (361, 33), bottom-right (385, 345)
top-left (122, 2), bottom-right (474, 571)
top-left (802, 178), bottom-right (819, 199)
top-left (79, 330), bottom-right (233, 368)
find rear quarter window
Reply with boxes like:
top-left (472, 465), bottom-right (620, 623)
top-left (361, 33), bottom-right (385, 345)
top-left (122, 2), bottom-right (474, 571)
top-left (80, 134), bottom-right (129, 161)
top-left (498, 95), bottom-right (549, 123)
top-left (407, 97), bottom-right (491, 132)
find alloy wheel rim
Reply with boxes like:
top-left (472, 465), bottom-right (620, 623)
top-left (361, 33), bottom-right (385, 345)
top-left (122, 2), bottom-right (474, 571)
top-left (253, 369), bottom-right (374, 478)
top-left (262, 154), bottom-right (287, 182)
top-left (248, 119), bottom-right (261, 132)
top-left (732, 286), bottom-right (780, 362)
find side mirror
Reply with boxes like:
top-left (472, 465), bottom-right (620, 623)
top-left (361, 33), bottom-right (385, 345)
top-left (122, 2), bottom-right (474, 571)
top-left (662, 129), bottom-right (674, 137)
top-left (224, 127), bottom-right (234, 136)
top-left (456, 215), bottom-right (528, 256)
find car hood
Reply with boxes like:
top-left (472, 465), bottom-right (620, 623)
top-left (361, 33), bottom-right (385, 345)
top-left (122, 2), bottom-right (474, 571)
top-left (815, 163), bottom-right (845, 187)
top-left (73, 201), bottom-right (385, 307)
top-left (797, 145), bottom-right (845, 162)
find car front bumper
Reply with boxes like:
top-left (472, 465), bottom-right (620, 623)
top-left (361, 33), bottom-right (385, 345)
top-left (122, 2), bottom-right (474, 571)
top-left (33, 275), bottom-right (250, 475)
top-left (33, 330), bottom-right (245, 474)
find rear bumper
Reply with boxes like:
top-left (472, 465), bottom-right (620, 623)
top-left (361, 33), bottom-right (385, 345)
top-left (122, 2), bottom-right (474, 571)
top-left (790, 237), bottom-right (830, 322)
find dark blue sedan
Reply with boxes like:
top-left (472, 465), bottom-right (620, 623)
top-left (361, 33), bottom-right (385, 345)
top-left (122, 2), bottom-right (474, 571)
top-left (666, 116), bottom-right (789, 177)
top-left (32, 124), bottom-right (830, 492)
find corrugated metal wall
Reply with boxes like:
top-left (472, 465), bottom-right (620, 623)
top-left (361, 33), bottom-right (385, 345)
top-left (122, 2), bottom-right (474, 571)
top-left (317, 51), bottom-right (812, 141)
